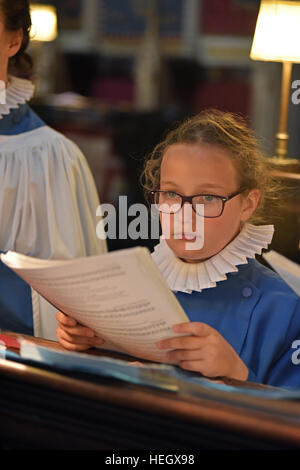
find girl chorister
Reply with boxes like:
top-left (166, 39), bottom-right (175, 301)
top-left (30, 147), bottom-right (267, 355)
top-left (57, 110), bottom-right (300, 389)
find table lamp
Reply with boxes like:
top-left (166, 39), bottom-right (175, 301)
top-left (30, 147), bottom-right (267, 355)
top-left (250, 0), bottom-right (300, 164)
top-left (30, 4), bottom-right (57, 42)
top-left (29, 4), bottom-right (58, 96)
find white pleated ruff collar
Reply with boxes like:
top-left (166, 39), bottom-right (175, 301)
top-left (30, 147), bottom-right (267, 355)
top-left (151, 223), bottom-right (274, 294)
top-left (0, 75), bottom-right (35, 119)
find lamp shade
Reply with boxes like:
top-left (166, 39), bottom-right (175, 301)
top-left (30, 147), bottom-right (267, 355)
top-left (250, 0), bottom-right (300, 63)
top-left (30, 4), bottom-right (57, 42)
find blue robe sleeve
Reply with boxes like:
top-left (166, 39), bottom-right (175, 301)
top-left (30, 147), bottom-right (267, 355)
top-left (0, 256), bottom-right (34, 335)
top-left (247, 298), bottom-right (300, 389)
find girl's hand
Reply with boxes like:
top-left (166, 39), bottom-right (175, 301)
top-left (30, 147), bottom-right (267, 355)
top-left (56, 311), bottom-right (104, 351)
top-left (156, 322), bottom-right (249, 381)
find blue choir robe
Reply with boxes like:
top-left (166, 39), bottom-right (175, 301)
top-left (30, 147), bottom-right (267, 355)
top-left (174, 259), bottom-right (300, 389)
top-left (0, 100), bottom-right (107, 339)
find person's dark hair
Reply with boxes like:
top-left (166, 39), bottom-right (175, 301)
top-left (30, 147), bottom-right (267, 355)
top-left (0, 0), bottom-right (33, 76)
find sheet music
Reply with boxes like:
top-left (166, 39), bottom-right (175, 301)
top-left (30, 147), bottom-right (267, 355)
top-left (1, 248), bottom-right (189, 362)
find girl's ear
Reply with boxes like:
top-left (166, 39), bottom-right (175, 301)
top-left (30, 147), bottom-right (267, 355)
top-left (7, 29), bottom-right (23, 59)
top-left (240, 189), bottom-right (261, 223)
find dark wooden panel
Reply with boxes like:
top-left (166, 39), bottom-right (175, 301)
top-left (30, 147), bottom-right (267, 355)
top-left (0, 371), bottom-right (297, 450)
top-left (261, 170), bottom-right (300, 265)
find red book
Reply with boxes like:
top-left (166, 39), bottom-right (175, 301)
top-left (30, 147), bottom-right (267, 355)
top-left (193, 78), bottom-right (251, 119)
top-left (0, 335), bottom-right (21, 349)
top-left (201, 0), bottom-right (259, 36)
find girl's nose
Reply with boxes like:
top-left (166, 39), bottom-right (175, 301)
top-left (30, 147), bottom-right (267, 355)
top-left (182, 202), bottom-right (195, 217)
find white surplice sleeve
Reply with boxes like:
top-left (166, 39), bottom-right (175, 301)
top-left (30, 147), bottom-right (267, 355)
top-left (0, 125), bottom-right (107, 259)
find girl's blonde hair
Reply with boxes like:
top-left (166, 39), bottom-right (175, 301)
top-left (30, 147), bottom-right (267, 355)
top-left (140, 109), bottom-right (280, 224)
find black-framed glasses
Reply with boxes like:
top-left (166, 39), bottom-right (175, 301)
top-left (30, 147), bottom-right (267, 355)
top-left (151, 188), bottom-right (246, 218)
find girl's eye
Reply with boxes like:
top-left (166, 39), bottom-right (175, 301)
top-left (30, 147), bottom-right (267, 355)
top-left (166, 191), bottom-right (179, 199)
top-left (203, 195), bottom-right (216, 203)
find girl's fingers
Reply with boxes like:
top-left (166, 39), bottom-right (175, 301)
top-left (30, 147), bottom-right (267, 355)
top-left (157, 335), bottom-right (205, 351)
top-left (177, 357), bottom-right (224, 378)
top-left (56, 310), bottom-right (104, 351)
top-left (58, 326), bottom-right (104, 348)
top-left (59, 323), bottom-right (95, 338)
top-left (178, 360), bottom-right (207, 373)
top-left (172, 322), bottom-right (213, 337)
top-left (56, 312), bottom-right (96, 338)
top-left (166, 348), bottom-right (204, 362)
top-left (58, 335), bottom-right (93, 352)
top-left (56, 311), bottom-right (77, 327)
top-left (58, 328), bottom-right (91, 345)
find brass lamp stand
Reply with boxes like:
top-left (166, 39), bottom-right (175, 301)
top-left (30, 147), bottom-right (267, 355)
top-left (268, 61), bottom-right (300, 171)
top-left (275, 61), bottom-right (292, 159)
top-left (250, 0), bottom-right (300, 171)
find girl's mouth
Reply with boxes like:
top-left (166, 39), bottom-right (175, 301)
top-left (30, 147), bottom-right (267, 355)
top-left (173, 232), bottom-right (197, 241)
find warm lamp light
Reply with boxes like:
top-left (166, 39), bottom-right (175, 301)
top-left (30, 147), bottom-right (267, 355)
top-left (250, 0), bottom-right (300, 161)
top-left (250, 1), bottom-right (300, 63)
top-left (30, 4), bottom-right (57, 42)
